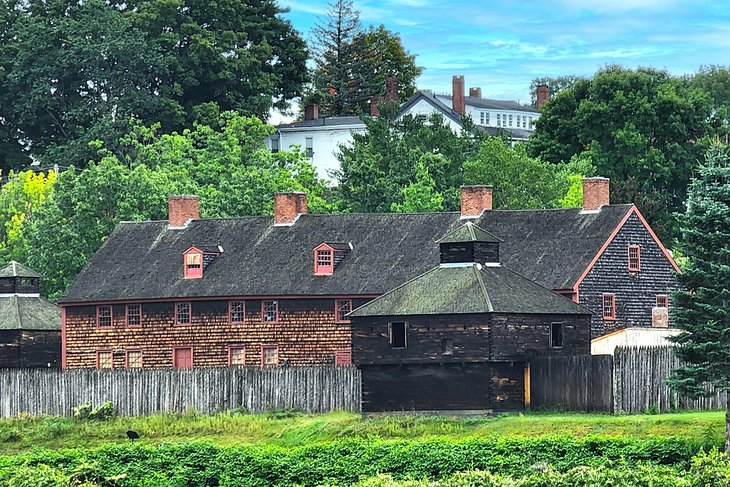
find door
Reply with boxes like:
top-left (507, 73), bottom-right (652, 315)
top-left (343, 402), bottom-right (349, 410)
top-left (173, 347), bottom-right (193, 368)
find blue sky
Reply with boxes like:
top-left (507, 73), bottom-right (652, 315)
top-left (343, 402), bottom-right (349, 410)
top-left (280, 0), bottom-right (730, 103)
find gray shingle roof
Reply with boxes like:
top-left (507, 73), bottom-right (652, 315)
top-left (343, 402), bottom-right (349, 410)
top-left (0, 296), bottom-right (61, 330)
top-left (349, 263), bottom-right (590, 317)
top-left (0, 261), bottom-right (41, 278)
top-left (276, 116), bottom-right (364, 129)
top-left (59, 205), bottom-right (632, 304)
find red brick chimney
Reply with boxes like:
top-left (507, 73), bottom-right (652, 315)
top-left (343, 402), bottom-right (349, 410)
top-left (536, 85), bottom-right (550, 110)
top-left (460, 185), bottom-right (493, 218)
top-left (370, 96), bottom-right (381, 117)
top-left (274, 192), bottom-right (308, 225)
top-left (452, 75), bottom-right (465, 115)
top-left (304, 104), bottom-right (319, 121)
top-left (385, 76), bottom-right (399, 101)
top-left (469, 87), bottom-right (482, 98)
top-left (168, 196), bottom-right (200, 229)
top-left (582, 177), bottom-right (610, 212)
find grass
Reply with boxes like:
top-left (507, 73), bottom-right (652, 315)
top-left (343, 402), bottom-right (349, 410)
top-left (0, 409), bottom-right (723, 455)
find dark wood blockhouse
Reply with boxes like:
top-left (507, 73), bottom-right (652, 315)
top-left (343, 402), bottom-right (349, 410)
top-left (59, 178), bottom-right (679, 376)
top-left (350, 222), bottom-right (591, 411)
top-left (0, 261), bottom-right (61, 368)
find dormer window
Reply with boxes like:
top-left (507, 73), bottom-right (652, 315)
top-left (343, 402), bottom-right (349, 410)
top-left (313, 242), bottom-right (351, 276)
top-left (183, 245), bottom-right (222, 279)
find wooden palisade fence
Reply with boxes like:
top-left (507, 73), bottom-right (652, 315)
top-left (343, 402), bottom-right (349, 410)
top-left (0, 366), bottom-right (361, 417)
top-left (531, 346), bottom-right (727, 413)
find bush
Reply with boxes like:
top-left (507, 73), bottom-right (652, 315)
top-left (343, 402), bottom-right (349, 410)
top-left (72, 402), bottom-right (115, 421)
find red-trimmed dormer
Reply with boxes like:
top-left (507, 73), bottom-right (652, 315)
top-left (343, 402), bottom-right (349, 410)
top-left (313, 242), bottom-right (351, 276)
top-left (183, 245), bottom-right (222, 279)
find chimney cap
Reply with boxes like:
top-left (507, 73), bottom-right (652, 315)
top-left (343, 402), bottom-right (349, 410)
top-left (461, 184), bottom-right (493, 189)
top-left (274, 191), bottom-right (306, 196)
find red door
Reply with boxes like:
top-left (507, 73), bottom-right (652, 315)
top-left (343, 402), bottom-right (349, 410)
top-left (173, 347), bottom-right (193, 368)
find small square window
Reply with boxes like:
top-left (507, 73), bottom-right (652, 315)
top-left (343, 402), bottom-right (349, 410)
top-left (97, 305), bottom-right (112, 327)
top-left (389, 322), bottom-right (407, 349)
top-left (628, 245), bottom-right (641, 272)
top-left (656, 295), bottom-right (669, 308)
top-left (229, 347), bottom-right (246, 366)
top-left (97, 351), bottom-right (113, 369)
top-left (127, 304), bottom-right (142, 327)
top-left (126, 350), bottom-right (142, 368)
top-left (262, 300), bottom-right (278, 322)
top-left (441, 338), bottom-right (454, 355)
top-left (262, 345), bottom-right (278, 367)
top-left (335, 299), bottom-right (352, 323)
top-left (551, 323), bottom-right (564, 348)
top-left (230, 301), bottom-right (245, 323)
top-left (602, 294), bottom-right (616, 320)
top-left (176, 302), bottom-right (191, 325)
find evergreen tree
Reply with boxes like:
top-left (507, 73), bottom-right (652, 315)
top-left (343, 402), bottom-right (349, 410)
top-left (667, 143), bottom-right (730, 452)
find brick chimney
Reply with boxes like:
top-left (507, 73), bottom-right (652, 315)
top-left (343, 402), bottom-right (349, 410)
top-left (274, 192), bottom-right (308, 225)
top-left (385, 76), bottom-right (399, 101)
top-left (460, 185), bottom-right (493, 218)
top-left (536, 85), bottom-right (550, 110)
top-left (168, 195), bottom-right (200, 229)
top-left (452, 75), bottom-right (465, 115)
top-left (370, 96), bottom-right (381, 117)
top-left (582, 177), bottom-right (610, 212)
top-left (469, 87), bottom-right (482, 98)
top-left (304, 104), bottom-right (319, 121)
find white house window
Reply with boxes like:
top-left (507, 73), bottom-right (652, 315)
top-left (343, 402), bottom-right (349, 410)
top-left (480, 112), bottom-right (485, 124)
top-left (305, 138), bottom-right (313, 158)
top-left (508, 114), bottom-right (513, 127)
top-left (271, 138), bottom-right (279, 153)
top-left (496, 114), bottom-right (501, 126)
top-left (516, 117), bottom-right (521, 128)
top-left (523, 115), bottom-right (527, 127)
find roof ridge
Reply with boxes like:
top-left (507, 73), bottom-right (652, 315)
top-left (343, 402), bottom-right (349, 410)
top-left (473, 264), bottom-right (493, 312)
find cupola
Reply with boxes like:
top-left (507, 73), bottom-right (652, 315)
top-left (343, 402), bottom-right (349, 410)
top-left (314, 242), bottom-right (352, 276)
top-left (183, 245), bottom-right (222, 279)
top-left (0, 261), bottom-right (41, 295)
top-left (437, 222), bottom-right (502, 266)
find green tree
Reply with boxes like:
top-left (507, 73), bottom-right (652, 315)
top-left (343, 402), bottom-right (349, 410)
top-left (529, 75), bottom-right (584, 106)
top-left (690, 65), bottom-right (730, 143)
top-left (667, 143), bottom-right (730, 453)
top-left (390, 155), bottom-right (444, 213)
top-left (528, 65), bottom-right (713, 241)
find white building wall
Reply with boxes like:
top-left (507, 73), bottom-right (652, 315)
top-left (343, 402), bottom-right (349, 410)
top-left (591, 327), bottom-right (682, 355)
top-left (399, 99), bottom-right (464, 132)
top-left (434, 94), bottom-right (539, 130)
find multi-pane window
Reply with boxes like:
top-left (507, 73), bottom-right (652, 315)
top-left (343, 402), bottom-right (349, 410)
top-left (229, 347), bottom-right (246, 366)
top-left (176, 302), bottom-right (191, 325)
top-left (508, 114), bottom-right (513, 126)
top-left (602, 294), bottom-right (616, 320)
top-left (389, 322), bottom-right (407, 348)
top-left (496, 114), bottom-right (501, 126)
top-left (628, 245), bottom-right (641, 271)
top-left (523, 115), bottom-right (527, 127)
top-left (97, 305), bottom-right (112, 327)
top-left (185, 252), bottom-right (203, 278)
top-left (335, 299), bottom-right (352, 323)
top-left (261, 345), bottom-right (278, 367)
top-left (230, 301), bottom-right (245, 323)
top-left (270, 138), bottom-right (280, 153)
top-left (305, 137), bottom-right (314, 158)
top-left (516, 116), bottom-right (521, 128)
top-left (97, 351), bottom-right (113, 369)
top-left (551, 323), bottom-right (564, 348)
top-left (480, 112), bottom-right (485, 124)
top-left (315, 248), bottom-right (334, 275)
top-left (126, 350), bottom-right (142, 368)
top-left (263, 300), bottom-right (278, 322)
top-left (656, 295), bottom-right (669, 308)
top-left (127, 304), bottom-right (142, 327)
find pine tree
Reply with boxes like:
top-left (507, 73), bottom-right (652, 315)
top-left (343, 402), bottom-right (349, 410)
top-left (668, 143), bottom-right (730, 452)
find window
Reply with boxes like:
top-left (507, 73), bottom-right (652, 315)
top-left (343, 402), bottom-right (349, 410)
top-left (508, 114), bottom-right (513, 126)
top-left (230, 301), bottom-right (245, 323)
top-left (126, 304), bottom-right (142, 327)
top-left (184, 251), bottom-right (202, 279)
top-left (551, 323), bottom-right (564, 348)
top-left (96, 350), bottom-right (113, 369)
top-left (523, 115), bottom-right (527, 128)
top-left (126, 350), bottom-right (142, 368)
top-left (315, 247), bottom-right (334, 275)
top-left (529, 116), bottom-right (534, 127)
top-left (229, 347), bottom-right (246, 366)
top-left (484, 112), bottom-right (489, 124)
top-left (20, 277), bottom-right (33, 287)
top-left (628, 245), bottom-right (641, 272)
top-left (334, 349), bottom-right (352, 366)
top-left (656, 295), bottom-right (669, 308)
top-left (441, 338), bottom-right (454, 355)
top-left (262, 300), bottom-right (278, 322)
top-left (496, 113), bottom-right (501, 126)
top-left (305, 137), bottom-right (314, 158)
top-left (270, 138), bottom-right (279, 153)
top-left (173, 347), bottom-right (193, 368)
top-left (335, 299), bottom-right (352, 323)
top-left (97, 305), bottom-right (112, 328)
top-left (516, 116), bottom-right (521, 128)
top-left (261, 345), bottom-right (278, 367)
top-left (176, 302), bottom-right (191, 325)
top-left (389, 322), bottom-right (407, 348)
top-left (602, 294), bottom-right (616, 320)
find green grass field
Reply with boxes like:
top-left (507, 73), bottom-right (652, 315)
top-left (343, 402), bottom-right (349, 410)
top-left (0, 409), bottom-right (723, 454)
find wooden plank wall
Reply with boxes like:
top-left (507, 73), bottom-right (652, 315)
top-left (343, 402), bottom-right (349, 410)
top-left (0, 367), bottom-right (361, 417)
top-left (530, 354), bottom-right (614, 412)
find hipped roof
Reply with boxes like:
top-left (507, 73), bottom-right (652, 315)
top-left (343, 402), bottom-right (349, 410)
top-left (0, 296), bottom-right (61, 330)
top-left (0, 261), bottom-right (41, 278)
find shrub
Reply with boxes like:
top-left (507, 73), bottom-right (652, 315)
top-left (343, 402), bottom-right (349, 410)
top-left (72, 402), bottom-right (115, 421)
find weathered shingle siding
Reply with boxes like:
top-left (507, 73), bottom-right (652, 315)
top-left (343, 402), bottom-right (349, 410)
top-left (578, 213), bottom-right (680, 338)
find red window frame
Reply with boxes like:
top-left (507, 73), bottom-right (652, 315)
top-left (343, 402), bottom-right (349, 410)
top-left (96, 305), bottom-right (113, 328)
top-left (602, 293), bottom-right (616, 320)
top-left (228, 346), bottom-right (246, 366)
top-left (261, 345), bottom-right (279, 367)
top-left (628, 245), bottom-right (641, 272)
top-left (126, 304), bottom-right (142, 327)
top-left (229, 300), bottom-right (246, 323)
top-left (173, 347), bottom-right (193, 369)
top-left (314, 243), bottom-right (334, 275)
top-left (175, 302), bottom-right (192, 325)
top-left (183, 248), bottom-right (203, 279)
top-left (96, 350), bottom-right (113, 369)
top-left (125, 350), bottom-right (143, 368)
top-left (335, 299), bottom-right (352, 323)
top-left (262, 300), bottom-right (279, 323)
top-left (656, 295), bottom-right (669, 308)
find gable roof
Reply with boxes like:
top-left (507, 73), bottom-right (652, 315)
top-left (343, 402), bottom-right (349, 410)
top-left (399, 91), bottom-right (464, 126)
top-left (438, 222), bottom-right (501, 244)
top-left (0, 261), bottom-right (41, 279)
top-left (349, 263), bottom-right (590, 317)
top-left (0, 296), bottom-right (61, 330)
top-left (275, 116), bottom-right (364, 130)
top-left (59, 205), bottom-right (633, 304)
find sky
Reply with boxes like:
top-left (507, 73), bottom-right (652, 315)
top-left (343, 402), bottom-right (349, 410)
top-left (279, 0), bottom-right (730, 104)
